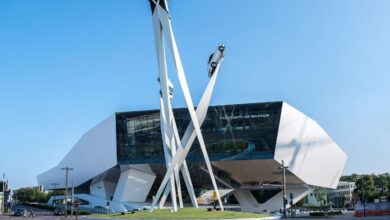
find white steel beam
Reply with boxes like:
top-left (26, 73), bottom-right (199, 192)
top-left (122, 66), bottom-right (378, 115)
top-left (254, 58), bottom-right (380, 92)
top-left (149, 0), bottom-right (225, 212)
top-left (155, 3), bottom-right (224, 211)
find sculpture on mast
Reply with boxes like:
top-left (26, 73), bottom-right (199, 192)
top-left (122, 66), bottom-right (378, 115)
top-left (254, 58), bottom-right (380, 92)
top-left (148, 0), bottom-right (225, 212)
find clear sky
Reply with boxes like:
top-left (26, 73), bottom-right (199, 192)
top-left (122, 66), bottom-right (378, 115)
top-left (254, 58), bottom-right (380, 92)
top-left (1, 0), bottom-right (389, 189)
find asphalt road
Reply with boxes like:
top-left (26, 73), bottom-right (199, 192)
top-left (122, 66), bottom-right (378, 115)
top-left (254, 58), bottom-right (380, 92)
top-left (295, 216), bottom-right (390, 220)
top-left (0, 204), bottom-right (62, 220)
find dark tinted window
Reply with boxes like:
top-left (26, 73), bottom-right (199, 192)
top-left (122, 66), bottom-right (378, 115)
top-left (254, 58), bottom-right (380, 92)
top-left (116, 102), bottom-right (282, 164)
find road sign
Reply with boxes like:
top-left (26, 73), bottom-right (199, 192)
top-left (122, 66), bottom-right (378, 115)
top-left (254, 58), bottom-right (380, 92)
top-left (74, 199), bottom-right (80, 208)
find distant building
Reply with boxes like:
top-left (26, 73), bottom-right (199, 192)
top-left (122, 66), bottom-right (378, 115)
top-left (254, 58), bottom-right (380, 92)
top-left (0, 181), bottom-right (10, 212)
top-left (327, 181), bottom-right (356, 208)
top-left (305, 190), bottom-right (328, 207)
top-left (0, 181), bottom-right (8, 192)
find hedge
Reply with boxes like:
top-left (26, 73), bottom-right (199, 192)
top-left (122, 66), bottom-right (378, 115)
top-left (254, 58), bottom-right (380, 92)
top-left (309, 211), bottom-right (325, 216)
top-left (327, 210), bottom-right (342, 215)
top-left (22, 203), bottom-right (55, 211)
top-left (23, 203), bottom-right (91, 215)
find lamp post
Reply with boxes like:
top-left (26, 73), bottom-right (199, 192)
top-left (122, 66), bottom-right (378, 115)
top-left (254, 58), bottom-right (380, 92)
top-left (51, 183), bottom-right (59, 207)
top-left (71, 181), bottom-right (74, 218)
top-left (61, 167), bottom-right (74, 218)
top-left (2, 173), bottom-right (5, 213)
top-left (279, 160), bottom-right (288, 218)
top-left (361, 175), bottom-right (366, 217)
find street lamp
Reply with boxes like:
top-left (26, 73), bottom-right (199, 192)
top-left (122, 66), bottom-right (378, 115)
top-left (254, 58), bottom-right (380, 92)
top-left (2, 173), bottom-right (5, 213)
top-left (361, 175), bottom-right (366, 217)
top-left (61, 167), bottom-right (74, 218)
top-left (51, 183), bottom-right (59, 207)
top-left (279, 160), bottom-right (289, 218)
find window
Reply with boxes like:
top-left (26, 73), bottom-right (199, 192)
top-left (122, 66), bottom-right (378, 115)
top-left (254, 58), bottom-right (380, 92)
top-left (116, 102), bottom-right (282, 164)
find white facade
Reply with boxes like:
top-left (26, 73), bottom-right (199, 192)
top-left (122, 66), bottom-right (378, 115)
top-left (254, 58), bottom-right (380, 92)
top-left (230, 102), bottom-right (347, 213)
top-left (274, 103), bottom-right (346, 189)
top-left (37, 114), bottom-right (157, 212)
top-left (0, 192), bottom-right (3, 213)
top-left (37, 114), bottom-right (118, 190)
top-left (328, 181), bottom-right (356, 207)
top-left (113, 167), bottom-right (155, 203)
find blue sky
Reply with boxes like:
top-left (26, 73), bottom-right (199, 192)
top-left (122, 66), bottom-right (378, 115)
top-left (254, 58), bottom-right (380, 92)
top-left (1, 0), bottom-right (389, 189)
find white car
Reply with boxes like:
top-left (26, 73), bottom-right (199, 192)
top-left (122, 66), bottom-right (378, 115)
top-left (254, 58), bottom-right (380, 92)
top-left (207, 44), bottom-right (225, 77)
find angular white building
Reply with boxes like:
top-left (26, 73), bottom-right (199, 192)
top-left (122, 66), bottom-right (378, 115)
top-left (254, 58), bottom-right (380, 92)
top-left (37, 101), bottom-right (347, 213)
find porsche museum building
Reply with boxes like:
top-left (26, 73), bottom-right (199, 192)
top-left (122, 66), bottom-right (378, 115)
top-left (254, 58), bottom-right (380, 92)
top-left (37, 101), bottom-right (347, 213)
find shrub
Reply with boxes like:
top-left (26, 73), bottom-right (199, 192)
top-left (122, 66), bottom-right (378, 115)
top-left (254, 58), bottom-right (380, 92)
top-left (76, 210), bottom-right (91, 215)
top-left (22, 203), bottom-right (55, 211)
top-left (327, 210), bottom-right (342, 215)
top-left (310, 211), bottom-right (325, 216)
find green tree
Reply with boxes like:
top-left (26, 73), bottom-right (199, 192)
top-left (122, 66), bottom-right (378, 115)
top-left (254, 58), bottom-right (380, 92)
top-left (13, 187), bottom-right (47, 203)
top-left (46, 189), bottom-right (64, 198)
top-left (355, 174), bottom-right (378, 202)
top-left (376, 173), bottom-right (389, 196)
top-left (340, 173), bottom-right (360, 182)
top-left (313, 187), bottom-right (327, 207)
top-left (342, 173), bottom-right (390, 202)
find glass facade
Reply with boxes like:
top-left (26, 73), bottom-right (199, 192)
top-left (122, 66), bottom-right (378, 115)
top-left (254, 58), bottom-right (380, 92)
top-left (116, 102), bottom-right (282, 164)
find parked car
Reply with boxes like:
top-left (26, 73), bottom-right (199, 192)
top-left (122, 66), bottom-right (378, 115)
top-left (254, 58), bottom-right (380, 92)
top-left (207, 44), bottom-right (225, 77)
top-left (54, 208), bottom-right (65, 216)
top-left (13, 208), bottom-right (27, 217)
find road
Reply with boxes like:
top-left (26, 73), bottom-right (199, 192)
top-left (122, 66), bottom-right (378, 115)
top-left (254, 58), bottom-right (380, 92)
top-left (284, 211), bottom-right (390, 219)
top-left (295, 216), bottom-right (390, 219)
top-left (0, 204), bottom-right (62, 220)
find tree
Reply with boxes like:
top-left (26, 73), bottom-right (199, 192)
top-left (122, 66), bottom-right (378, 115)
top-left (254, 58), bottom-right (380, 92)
top-left (13, 187), bottom-right (47, 203)
top-left (376, 173), bottom-right (389, 196)
top-left (352, 188), bottom-right (359, 207)
top-left (313, 187), bottom-right (327, 208)
top-left (340, 173), bottom-right (359, 182)
top-left (294, 196), bottom-right (306, 208)
top-left (342, 173), bottom-right (390, 203)
top-left (355, 174), bottom-right (378, 202)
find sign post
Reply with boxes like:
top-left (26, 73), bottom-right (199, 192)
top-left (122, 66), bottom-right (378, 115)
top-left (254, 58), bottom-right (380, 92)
top-left (74, 199), bottom-right (80, 219)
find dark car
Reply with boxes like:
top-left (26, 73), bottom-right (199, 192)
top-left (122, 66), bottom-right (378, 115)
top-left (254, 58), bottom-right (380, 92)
top-left (13, 208), bottom-right (27, 217)
top-left (54, 208), bottom-right (65, 216)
